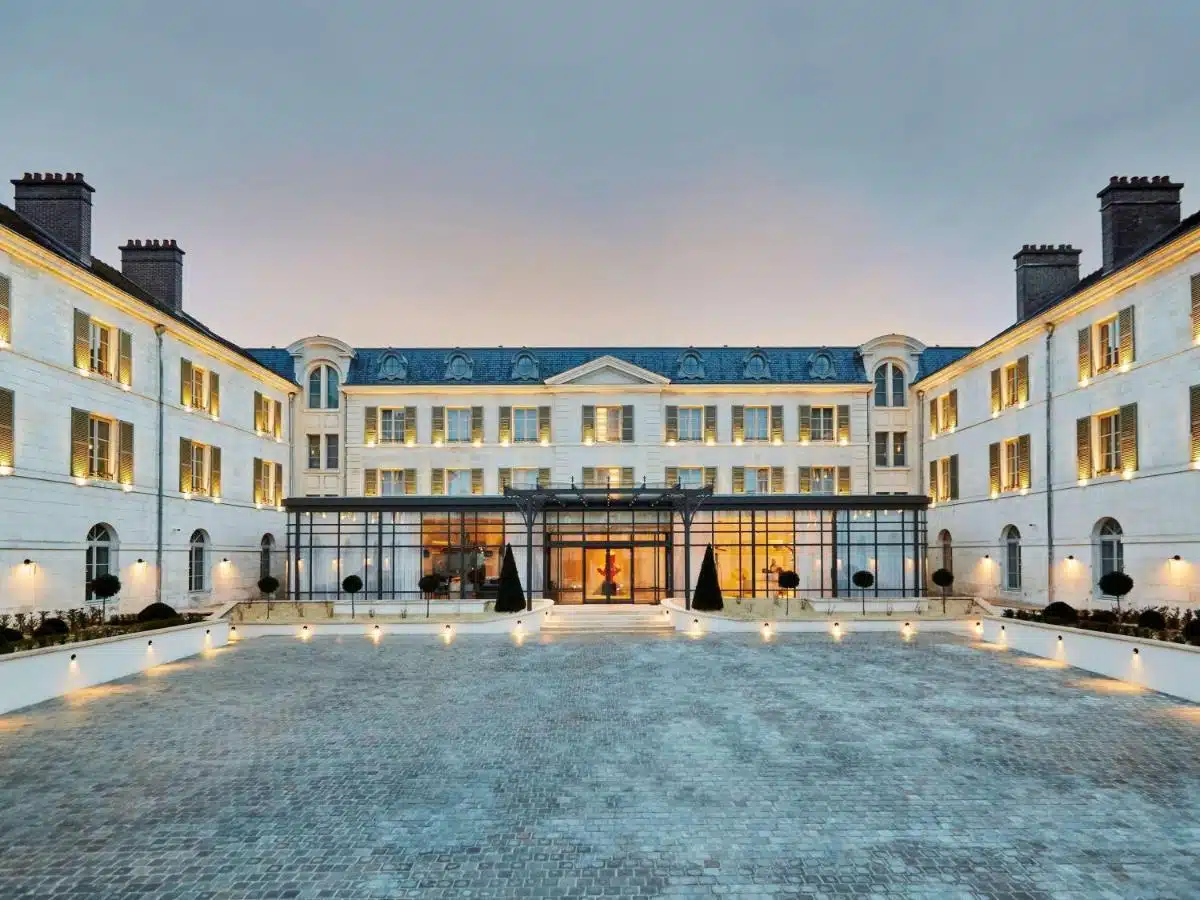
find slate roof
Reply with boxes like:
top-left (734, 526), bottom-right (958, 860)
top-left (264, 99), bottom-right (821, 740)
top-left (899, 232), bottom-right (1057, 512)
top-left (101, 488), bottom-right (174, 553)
top-left (914, 347), bottom-right (976, 381)
top-left (245, 346), bottom-right (873, 387)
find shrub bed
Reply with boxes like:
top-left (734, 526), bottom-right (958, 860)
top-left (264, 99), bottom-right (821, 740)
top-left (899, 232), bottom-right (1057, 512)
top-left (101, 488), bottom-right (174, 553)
top-left (0, 606), bottom-right (206, 655)
top-left (1002, 605), bottom-right (1198, 646)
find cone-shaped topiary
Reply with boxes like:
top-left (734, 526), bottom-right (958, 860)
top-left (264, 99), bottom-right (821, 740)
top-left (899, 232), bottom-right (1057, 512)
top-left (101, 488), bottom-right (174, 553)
top-left (692, 544), bottom-right (723, 611)
top-left (494, 543), bottom-right (525, 613)
top-left (1042, 601), bottom-right (1078, 624)
top-left (136, 602), bottom-right (178, 623)
top-left (1136, 608), bottom-right (1166, 630)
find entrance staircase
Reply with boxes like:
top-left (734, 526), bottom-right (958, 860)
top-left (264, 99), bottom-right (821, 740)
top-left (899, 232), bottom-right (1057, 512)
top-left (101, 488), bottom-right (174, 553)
top-left (541, 603), bottom-right (675, 635)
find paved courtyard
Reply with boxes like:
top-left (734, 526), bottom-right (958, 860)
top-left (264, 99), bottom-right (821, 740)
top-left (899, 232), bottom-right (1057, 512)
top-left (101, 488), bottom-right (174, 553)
top-left (1, 632), bottom-right (1198, 899)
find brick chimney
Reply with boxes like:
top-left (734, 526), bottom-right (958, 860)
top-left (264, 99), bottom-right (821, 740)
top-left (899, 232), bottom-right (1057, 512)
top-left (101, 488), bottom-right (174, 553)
top-left (120, 239), bottom-right (185, 311)
top-left (11, 172), bottom-right (94, 264)
top-left (1014, 244), bottom-right (1081, 322)
top-left (1098, 175), bottom-right (1183, 270)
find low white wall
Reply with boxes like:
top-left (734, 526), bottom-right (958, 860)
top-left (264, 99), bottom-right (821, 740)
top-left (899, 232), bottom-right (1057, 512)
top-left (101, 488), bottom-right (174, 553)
top-left (981, 618), bottom-right (1200, 703)
top-left (662, 599), bottom-right (975, 636)
top-left (0, 619), bottom-right (228, 715)
top-left (230, 599), bottom-right (553, 639)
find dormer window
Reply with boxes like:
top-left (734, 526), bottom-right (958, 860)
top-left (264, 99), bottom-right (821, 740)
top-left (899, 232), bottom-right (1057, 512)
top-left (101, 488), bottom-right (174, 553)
top-left (377, 352), bottom-right (407, 382)
top-left (511, 351), bottom-right (539, 381)
top-left (445, 351), bottom-right (473, 381)
top-left (676, 350), bottom-right (705, 380)
top-left (742, 349), bottom-right (770, 380)
top-left (873, 362), bottom-right (906, 407)
top-left (308, 364), bottom-right (339, 409)
top-left (808, 351), bottom-right (835, 380)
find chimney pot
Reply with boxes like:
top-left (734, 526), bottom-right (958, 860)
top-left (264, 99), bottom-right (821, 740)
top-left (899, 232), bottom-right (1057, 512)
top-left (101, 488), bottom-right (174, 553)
top-left (120, 238), bottom-right (185, 310)
top-left (11, 170), bottom-right (95, 263)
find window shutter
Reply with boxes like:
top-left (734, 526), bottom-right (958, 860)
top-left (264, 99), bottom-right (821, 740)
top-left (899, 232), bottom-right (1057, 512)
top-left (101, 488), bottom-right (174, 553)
top-left (364, 406), bottom-right (378, 444)
top-left (430, 468), bottom-right (445, 495)
top-left (209, 446), bottom-right (221, 498)
top-left (253, 392), bottom-right (265, 431)
top-left (273, 400), bottom-right (283, 440)
top-left (1191, 384), bottom-right (1200, 465)
top-left (703, 466), bottom-right (717, 489)
top-left (665, 465), bottom-right (678, 485)
top-left (1018, 434), bottom-right (1032, 491)
top-left (538, 406), bottom-right (551, 443)
top-left (770, 405), bottom-right (784, 443)
top-left (581, 466), bottom-right (595, 488)
top-left (665, 405), bottom-right (678, 442)
top-left (947, 391), bottom-right (957, 429)
top-left (798, 405), bottom-right (811, 442)
top-left (0, 387), bottom-right (13, 469)
top-left (180, 360), bottom-right (193, 407)
top-left (732, 405), bottom-right (744, 442)
top-left (836, 405), bottom-right (850, 443)
top-left (929, 398), bottom-right (939, 437)
top-left (1118, 305), bottom-right (1135, 366)
top-left (405, 406), bottom-right (417, 444)
top-left (0, 274), bottom-right (10, 344)
top-left (1016, 356), bottom-right (1030, 404)
top-left (471, 406), bottom-right (484, 442)
top-left (117, 330), bottom-right (133, 388)
top-left (498, 406), bottom-right (512, 443)
top-left (1119, 403), bottom-right (1138, 473)
top-left (990, 369), bottom-right (1001, 414)
top-left (73, 309), bottom-right (89, 370)
top-left (275, 463), bottom-right (284, 503)
top-left (928, 460), bottom-right (938, 501)
top-left (798, 466), bottom-right (812, 494)
top-left (731, 466), bottom-right (745, 494)
top-left (538, 467), bottom-right (550, 487)
top-left (989, 442), bottom-right (1001, 496)
top-left (471, 468), bottom-right (484, 494)
top-left (208, 372), bottom-right (220, 417)
top-left (621, 405), bottom-right (634, 443)
top-left (770, 466), bottom-right (785, 493)
top-left (179, 437), bottom-right (192, 493)
top-left (1192, 274), bottom-right (1200, 343)
top-left (404, 468), bottom-right (417, 494)
top-left (70, 408), bottom-right (89, 478)
top-left (118, 420), bottom-right (134, 486)
top-left (704, 405), bottom-right (717, 443)
top-left (1077, 328), bottom-right (1092, 382)
top-left (498, 467), bottom-right (512, 491)
top-left (581, 405), bottom-right (595, 443)
top-left (431, 406), bottom-right (445, 443)
top-left (363, 468), bottom-right (378, 497)
top-left (253, 458), bottom-right (264, 503)
top-left (1076, 417), bottom-right (1093, 480)
top-left (948, 455), bottom-right (959, 500)
top-left (836, 466), bottom-right (851, 495)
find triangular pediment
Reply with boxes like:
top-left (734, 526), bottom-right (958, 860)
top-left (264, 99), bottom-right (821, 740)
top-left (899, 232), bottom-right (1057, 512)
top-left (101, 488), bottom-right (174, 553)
top-left (545, 355), bottom-right (670, 386)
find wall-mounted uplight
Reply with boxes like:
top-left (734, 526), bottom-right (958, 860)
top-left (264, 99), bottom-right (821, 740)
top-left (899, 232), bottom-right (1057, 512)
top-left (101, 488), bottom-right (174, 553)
top-left (441, 623), bottom-right (454, 644)
top-left (221, 557), bottom-right (230, 564)
top-left (1132, 647), bottom-right (1139, 656)
top-left (983, 554), bottom-right (990, 560)
top-left (22, 558), bottom-right (33, 567)
top-left (1170, 555), bottom-right (1182, 562)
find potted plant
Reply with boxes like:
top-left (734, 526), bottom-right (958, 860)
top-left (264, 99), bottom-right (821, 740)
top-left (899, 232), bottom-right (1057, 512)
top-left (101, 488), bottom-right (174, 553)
top-left (342, 574), bottom-right (363, 619)
top-left (89, 573), bottom-right (122, 621)
top-left (494, 544), bottom-right (525, 613)
top-left (931, 568), bottom-right (954, 614)
top-left (1097, 571), bottom-right (1134, 615)
top-left (692, 544), bottom-right (723, 612)
top-left (852, 570), bottom-right (874, 615)
top-left (257, 575), bottom-right (280, 619)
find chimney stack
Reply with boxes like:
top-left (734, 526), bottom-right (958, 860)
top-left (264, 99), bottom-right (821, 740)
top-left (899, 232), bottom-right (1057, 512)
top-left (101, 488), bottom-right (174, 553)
top-left (1013, 244), bottom-right (1081, 322)
top-left (120, 239), bottom-right (185, 311)
top-left (1098, 175), bottom-right (1183, 270)
top-left (11, 172), bottom-right (94, 264)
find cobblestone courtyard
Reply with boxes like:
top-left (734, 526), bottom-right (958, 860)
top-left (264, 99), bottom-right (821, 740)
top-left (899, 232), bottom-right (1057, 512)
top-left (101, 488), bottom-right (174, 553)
top-left (1, 633), bottom-right (1198, 899)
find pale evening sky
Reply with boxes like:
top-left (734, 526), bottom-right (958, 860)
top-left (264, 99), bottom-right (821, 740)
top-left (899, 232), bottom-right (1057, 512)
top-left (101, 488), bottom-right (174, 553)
top-left (2, 0), bottom-right (1198, 350)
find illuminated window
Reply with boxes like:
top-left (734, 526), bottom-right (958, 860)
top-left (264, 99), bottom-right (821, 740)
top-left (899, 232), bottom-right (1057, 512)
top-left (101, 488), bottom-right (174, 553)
top-left (1097, 411), bottom-right (1120, 475)
top-left (677, 407), bottom-right (703, 442)
top-left (743, 407), bottom-right (769, 441)
top-left (88, 415), bottom-right (114, 480)
top-left (308, 365), bottom-right (340, 409)
top-left (512, 408), bottom-right (538, 443)
top-left (811, 406), bottom-right (834, 442)
top-left (1096, 317), bottom-right (1120, 373)
top-left (88, 320), bottom-right (114, 378)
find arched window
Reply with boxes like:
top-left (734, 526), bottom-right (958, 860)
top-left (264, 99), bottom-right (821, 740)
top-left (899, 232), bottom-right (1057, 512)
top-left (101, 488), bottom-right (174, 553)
top-left (260, 533), bottom-right (276, 580)
top-left (1002, 525), bottom-right (1021, 592)
top-left (937, 529), bottom-right (953, 574)
top-left (1094, 518), bottom-right (1124, 592)
top-left (85, 523), bottom-right (116, 603)
top-left (873, 362), bottom-right (906, 407)
top-left (307, 364), bottom-right (339, 409)
top-left (189, 529), bottom-right (208, 592)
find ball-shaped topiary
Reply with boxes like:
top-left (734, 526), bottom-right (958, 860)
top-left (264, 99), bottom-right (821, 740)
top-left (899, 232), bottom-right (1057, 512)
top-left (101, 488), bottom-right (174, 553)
top-left (1097, 571), bottom-right (1134, 610)
top-left (1136, 608), bottom-right (1166, 631)
top-left (777, 570), bottom-right (800, 591)
top-left (257, 575), bottom-right (280, 596)
top-left (33, 617), bottom-right (69, 637)
top-left (1, 626), bottom-right (24, 642)
top-left (1042, 601), bottom-right (1078, 624)
top-left (341, 574), bottom-right (363, 594)
top-left (931, 568), bottom-right (954, 591)
top-left (418, 573), bottom-right (443, 595)
top-left (136, 602), bottom-right (178, 623)
top-left (851, 570), bottom-right (875, 590)
top-left (90, 572), bottom-right (122, 602)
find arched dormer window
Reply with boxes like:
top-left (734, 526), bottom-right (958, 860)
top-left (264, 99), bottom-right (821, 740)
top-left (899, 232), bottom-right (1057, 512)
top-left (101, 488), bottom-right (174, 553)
top-left (676, 349), bottom-right (705, 381)
top-left (308, 364), bottom-right (340, 409)
top-left (873, 362), bottom-right (906, 407)
top-left (444, 351), bottom-right (473, 381)
top-left (376, 352), bottom-right (408, 382)
top-left (808, 350), bottom-right (835, 380)
top-left (742, 349), bottom-right (771, 380)
top-left (510, 351), bottom-right (540, 381)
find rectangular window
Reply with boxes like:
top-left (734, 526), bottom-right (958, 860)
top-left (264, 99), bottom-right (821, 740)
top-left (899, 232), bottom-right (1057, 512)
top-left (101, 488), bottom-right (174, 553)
top-left (191, 442), bottom-right (208, 494)
top-left (89, 320), bottom-right (113, 378)
top-left (512, 407), bottom-right (539, 443)
top-left (743, 466), bottom-right (770, 494)
top-left (88, 415), bottom-right (113, 480)
top-left (325, 434), bottom-right (340, 469)
top-left (446, 469), bottom-right (472, 495)
top-left (594, 406), bottom-right (623, 443)
top-left (190, 365), bottom-right (208, 411)
top-left (936, 457), bottom-right (951, 502)
top-left (1002, 363), bottom-right (1019, 409)
top-left (380, 409), bottom-right (405, 444)
top-left (510, 467), bottom-right (540, 489)
top-left (743, 407), bottom-right (769, 441)
top-left (307, 434), bottom-right (321, 469)
top-left (676, 466), bottom-right (703, 488)
top-left (892, 432), bottom-right (906, 467)
top-left (811, 406), bottom-right (834, 442)
top-left (874, 431), bottom-right (889, 467)
top-left (1003, 438), bottom-right (1020, 492)
top-left (380, 469), bottom-right (408, 496)
top-left (1097, 411), bottom-right (1120, 474)
top-left (445, 408), bottom-right (472, 443)
top-left (1096, 317), bottom-right (1120, 373)
top-left (934, 393), bottom-right (953, 434)
top-left (677, 407), bottom-right (703, 442)
top-left (811, 466), bottom-right (836, 495)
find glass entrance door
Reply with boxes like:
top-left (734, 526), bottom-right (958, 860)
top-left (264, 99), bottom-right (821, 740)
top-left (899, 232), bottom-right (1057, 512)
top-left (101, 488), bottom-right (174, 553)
top-left (584, 547), bottom-right (633, 602)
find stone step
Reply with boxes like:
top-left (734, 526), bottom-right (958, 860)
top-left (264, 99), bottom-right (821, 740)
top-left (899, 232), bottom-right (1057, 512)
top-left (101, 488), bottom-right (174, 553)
top-left (542, 604), bottom-right (674, 633)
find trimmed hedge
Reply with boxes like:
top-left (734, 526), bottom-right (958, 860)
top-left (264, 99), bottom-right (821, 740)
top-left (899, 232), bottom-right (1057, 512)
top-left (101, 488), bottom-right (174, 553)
top-left (33, 617), bottom-right (69, 637)
top-left (1136, 609), bottom-right (1167, 631)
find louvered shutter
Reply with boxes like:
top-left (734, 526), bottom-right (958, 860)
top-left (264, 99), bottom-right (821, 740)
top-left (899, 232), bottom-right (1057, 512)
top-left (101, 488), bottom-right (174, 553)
top-left (798, 405), bottom-right (811, 442)
top-left (275, 463), bottom-right (284, 503)
top-left (118, 421), bottom-right (134, 486)
top-left (836, 466), bottom-right (851, 495)
top-left (621, 405), bottom-right (634, 443)
top-left (732, 406), bottom-right (744, 442)
top-left (405, 406), bottom-right (417, 444)
top-left (430, 468), bottom-right (445, 495)
top-left (990, 369), bottom-right (1001, 414)
top-left (471, 467), bottom-right (484, 494)
top-left (948, 455), bottom-right (959, 500)
top-left (179, 437), bottom-right (192, 492)
top-left (498, 467), bottom-right (512, 491)
top-left (770, 466), bottom-right (785, 493)
top-left (364, 407), bottom-right (378, 444)
top-left (0, 274), bottom-right (10, 344)
top-left (1077, 328), bottom-right (1092, 382)
top-left (180, 359), bottom-right (192, 407)
top-left (1118, 306), bottom-right (1135, 367)
top-left (431, 406), bottom-right (445, 443)
top-left (1191, 384), bottom-right (1200, 464)
top-left (770, 405), bottom-right (784, 443)
top-left (1192, 275), bottom-right (1200, 343)
top-left (1018, 434), bottom-right (1031, 491)
top-left (209, 446), bottom-right (221, 498)
top-left (581, 405), bottom-right (595, 443)
top-left (928, 460), bottom-right (938, 501)
top-left (581, 466), bottom-right (595, 488)
top-left (989, 442), bottom-right (1001, 496)
top-left (208, 372), bottom-right (220, 417)
top-left (731, 466), bottom-right (745, 494)
top-left (70, 408), bottom-right (89, 478)
top-left (253, 458), bottom-right (264, 503)
top-left (703, 466), bottom-right (717, 489)
top-left (947, 390), bottom-right (958, 429)
top-left (73, 309), bottom-right (89, 370)
top-left (836, 405), bottom-right (850, 443)
top-left (538, 467), bottom-right (550, 487)
top-left (665, 406), bottom-right (678, 442)
top-left (798, 466), bottom-right (812, 494)
top-left (498, 406), bottom-right (512, 443)
top-left (1076, 417), bottom-right (1093, 480)
top-left (538, 406), bottom-right (551, 443)
top-left (254, 392), bottom-right (265, 431)
top-left (117, 330), bottom-right (133, 387)
top-left (665, 465), bottom-right (678, 486)
top-left (704, 405), bottom-right (717, 443)
top-left (363, 468), bottom-right (378, 497)
top-left (1119, 403), bottom-right (1138, 473)
top-left (1016, 356), bottom-right (1030, 404)
top-left (0, 387), bottom-right (13, 469)
top-left (273, 400), bottom-right (283, 440)
top-left (929, 398), bottom-right (939, 437)
top-left (471, 407), bottom-right (484, 442)
top-left (620, 466), bottom-right (635, 488)
top-left (403, 468), bottom-right (417, 494)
